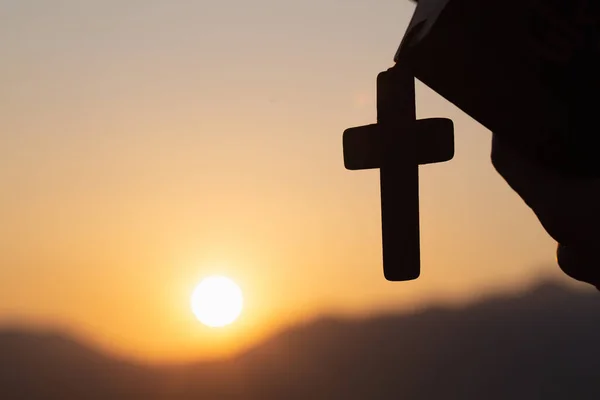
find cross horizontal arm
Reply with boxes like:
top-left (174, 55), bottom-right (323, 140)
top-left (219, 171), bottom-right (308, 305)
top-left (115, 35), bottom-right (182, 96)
top-left (343, 118), bottom-right (454, 171)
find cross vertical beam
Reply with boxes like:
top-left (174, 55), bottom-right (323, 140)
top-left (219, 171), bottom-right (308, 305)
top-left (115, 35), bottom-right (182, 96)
top-left (378, 65), bottom-right (421, 281)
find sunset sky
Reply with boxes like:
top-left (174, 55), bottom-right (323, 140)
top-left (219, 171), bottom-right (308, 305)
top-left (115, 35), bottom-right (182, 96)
top-left (0, 0), bottom-right (579, 364)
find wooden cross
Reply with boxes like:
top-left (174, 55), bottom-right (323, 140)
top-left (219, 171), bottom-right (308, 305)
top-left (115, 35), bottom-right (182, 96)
top-left (343, 64), bottom-right (454, 281)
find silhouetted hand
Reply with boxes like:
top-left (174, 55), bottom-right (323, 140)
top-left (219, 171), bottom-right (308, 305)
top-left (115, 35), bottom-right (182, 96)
top-left (491, 134), bottom-right (600, 290)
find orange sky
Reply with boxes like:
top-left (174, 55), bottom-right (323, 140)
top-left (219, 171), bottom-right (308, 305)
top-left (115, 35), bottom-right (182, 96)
top-left (0, 0), bottom-right (581, 364)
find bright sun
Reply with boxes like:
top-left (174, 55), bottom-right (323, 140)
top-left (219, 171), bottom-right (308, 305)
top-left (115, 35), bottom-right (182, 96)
top-left (191, 276), bottom-right (243, 328)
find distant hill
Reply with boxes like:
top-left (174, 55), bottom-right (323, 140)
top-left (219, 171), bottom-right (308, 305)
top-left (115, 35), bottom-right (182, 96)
top-left (1, 280), bottom-right (599, 399)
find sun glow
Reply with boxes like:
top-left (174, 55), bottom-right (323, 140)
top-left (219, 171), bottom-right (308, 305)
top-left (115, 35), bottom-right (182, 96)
top-left (191, 276), bottom-right (244, 328)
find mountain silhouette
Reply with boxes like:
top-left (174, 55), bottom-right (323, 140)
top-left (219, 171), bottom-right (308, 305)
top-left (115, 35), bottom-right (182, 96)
top-left (1, 280), bottom-right (599, 399)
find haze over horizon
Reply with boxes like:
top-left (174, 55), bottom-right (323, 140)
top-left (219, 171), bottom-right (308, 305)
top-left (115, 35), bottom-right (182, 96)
top-left (1, 280), bottom-right (599, 400)
top-left (0, 0), bottom-right (584, 364)
top-left (0, 275), bottom-right (581, 365)
top-left (0, 278), bottom-right (593, 366)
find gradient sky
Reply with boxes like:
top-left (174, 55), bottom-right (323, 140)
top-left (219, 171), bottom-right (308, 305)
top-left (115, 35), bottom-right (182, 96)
top-left (0, 0), bottom-right (581, 363)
